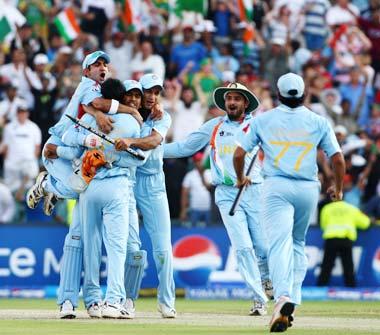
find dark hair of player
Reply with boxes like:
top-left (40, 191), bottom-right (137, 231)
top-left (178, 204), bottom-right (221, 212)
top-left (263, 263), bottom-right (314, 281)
top-left (101, 78), bottom-right (126, 102)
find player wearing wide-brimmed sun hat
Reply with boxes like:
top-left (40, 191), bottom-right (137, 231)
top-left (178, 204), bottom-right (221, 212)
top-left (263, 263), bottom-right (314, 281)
top-left (213, 82), bottom-right (260, 114)
top-left (163, 82), bottom-right (274, 316)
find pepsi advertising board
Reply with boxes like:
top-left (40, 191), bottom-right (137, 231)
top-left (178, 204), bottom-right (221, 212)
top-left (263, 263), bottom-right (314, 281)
top-left (1, 225), bottom-right (380, 298)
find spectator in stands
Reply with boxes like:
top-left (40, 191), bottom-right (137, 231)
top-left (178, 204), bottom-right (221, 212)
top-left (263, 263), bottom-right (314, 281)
top-left (340, 66), bottom-right (373, 127)
top-left (0, 48), bottom-right (34, 108)
top-left (1, 101), bottom-right (41, 195)
top-left (79, 0), bottom-right (115, 49)
top-left (360, 136), bottom-right (380, 203)
top-left (317, 200), bottom-right (370, 287)
top-left (192, 58), bottom-right (220, 107)
top-left (302, 0), bottom-right (331, 51)
top-left (9, 23), bottom-right (46, 67)
top-left (212, 42), bottom-right (239, 80)
top-left (169, 26), bottom-right (207, 76)
top-left (231, 23), bottom-right (265, 72)
top-left (366, 103), bottom-right (380, 138)
top-left (260, 37), bottom-right (289, 94)
top-left (130, 39), bottom-right (165, 80)
top-left (358, 5), bottom-right (380, 75)
top-left (46, 34), bottom-right (64, 62)
top-left (0, 181), bottom-right (15, 223)
top-left (104, 31), bottom-right (135, 81)
top-left (326, 0), bottom-right (360, 27)
top-left (180, 152), bottom-right (212, 227)
top-left (0, 82), bottom-right (25, 123)
top-left (197, 20), bottom-right (219, 59)
top-left (210, 0), bottom-right (234, 45)
top-left (171, 86), bottom-right (206, 142)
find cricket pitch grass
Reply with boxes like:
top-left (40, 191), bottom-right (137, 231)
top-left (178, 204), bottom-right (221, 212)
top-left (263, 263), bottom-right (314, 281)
top-left (0, 298), bottom-right (379, 335)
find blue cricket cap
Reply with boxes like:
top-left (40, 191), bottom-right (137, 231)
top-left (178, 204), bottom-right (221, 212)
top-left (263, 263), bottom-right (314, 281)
top-left (82, 50), bottom-right (110, 70)
top-left (123, 80), bottom-right (143, 94)
top-left (139, 73), bottom-right (163, 90)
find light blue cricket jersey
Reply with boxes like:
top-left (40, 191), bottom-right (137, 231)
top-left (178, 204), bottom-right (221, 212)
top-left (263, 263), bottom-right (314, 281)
top-left (237, 104), bottom-right (341, 181)
top-left (164, 114), bottom-right (263, 186)
top-left (136, 111), bottom-right (171, 175)
top-left (62, 113), bottom-right (145, 180)
top-left (49, 77), bottom-right (102, 138)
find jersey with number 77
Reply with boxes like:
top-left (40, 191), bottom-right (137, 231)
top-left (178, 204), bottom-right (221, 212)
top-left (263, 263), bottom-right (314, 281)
top-left (236, 104), bottom-right (341, 181)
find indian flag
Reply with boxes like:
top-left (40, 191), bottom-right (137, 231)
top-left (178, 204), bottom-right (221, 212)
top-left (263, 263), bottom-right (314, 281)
top-left (238, 0), bottom-right (253, 22)
top-left (237, 0), bottom-right (254, 55)
top-left (53, 8), bottom-right (80, 43)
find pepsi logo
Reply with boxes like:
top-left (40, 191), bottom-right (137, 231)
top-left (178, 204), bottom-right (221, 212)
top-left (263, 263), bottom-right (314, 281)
top-left (173, 235), bottom-right (222, 287)
top-left (372, 247), bottom-right (380, 284)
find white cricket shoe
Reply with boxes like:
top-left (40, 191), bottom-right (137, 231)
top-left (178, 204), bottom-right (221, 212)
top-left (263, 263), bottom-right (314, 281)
top-left (123, 298), bottom-right (136, 319)
top-left (26, 171), bottom-right (47, 209)
top-left (59, 300), bottom-right (76, 319)
top-left (87, 302), bottom-right (102, 318)
top-left (249, 301), bottom-right (267, 316)
top-left (102, 302), bottom-right (129, 319)
top-left (43, 192), bottom-right (59, 216)
top-left (269, 296), bottom-right (295, 333)
top-left (263, 280), bottom-right (274, 300)
top-left (158, 303), bottom-right (176, 318)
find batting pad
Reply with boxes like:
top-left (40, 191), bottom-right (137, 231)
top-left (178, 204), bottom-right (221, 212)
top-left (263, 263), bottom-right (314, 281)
top-left (124, 250), bottom-right (147, 300)
top-left (57, 234), bottom-right (83, 307)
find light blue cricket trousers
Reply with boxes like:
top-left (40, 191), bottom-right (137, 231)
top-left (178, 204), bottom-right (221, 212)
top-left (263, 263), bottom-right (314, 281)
top-left (134, 171), bottom-right (175, 308)
top-left (261, 177), bottom-right (320, 305)
top-left (215, 183), bottom-right (269, 303)
top-left (57, 203), bottom-right (82, 307)
top-left (127, 186), bottom-right (141, 253)
top-left (81, 176), bottom-right (130, 307)
top-left (42, 136), bottom-right (78, 199)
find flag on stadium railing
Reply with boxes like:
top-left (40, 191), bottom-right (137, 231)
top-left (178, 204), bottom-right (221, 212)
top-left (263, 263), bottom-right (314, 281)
top-left (237, 0), bottom-right (255, 56)
top-left (53, 8), bottom-right (80, 43)
top-left (0, 16), bottom-right (11, 42)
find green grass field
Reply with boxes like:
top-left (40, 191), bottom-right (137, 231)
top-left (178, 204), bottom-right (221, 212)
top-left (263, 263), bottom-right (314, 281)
top-left (0, 298), bottom-right (379, 335)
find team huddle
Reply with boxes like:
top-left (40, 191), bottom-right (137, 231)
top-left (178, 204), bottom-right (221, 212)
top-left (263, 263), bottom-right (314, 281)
top-left (26, 50), bottom-right (345, 333)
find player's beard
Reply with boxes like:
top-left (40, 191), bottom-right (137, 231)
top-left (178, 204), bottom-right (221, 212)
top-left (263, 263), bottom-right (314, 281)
top-left (226, 106), bottom-right (244, 121)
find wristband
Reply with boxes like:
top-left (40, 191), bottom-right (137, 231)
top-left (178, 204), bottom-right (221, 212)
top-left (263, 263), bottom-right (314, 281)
top-left (109, 99), bottom-right (119, 115)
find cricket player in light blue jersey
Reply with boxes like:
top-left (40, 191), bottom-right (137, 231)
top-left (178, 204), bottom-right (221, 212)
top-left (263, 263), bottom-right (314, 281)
top-left (234, 73), bottom-right (345, 333)
top-left (62, 93), bottom-right (146, 318)
top-left (115, 74), bottom-right (176, 318)
top-left (26, 52), bottom-right (142, 319)
top-left (163, 83), bottom-right (272, 316)
top-left (60, 78), bottom-right (148, 319)
top-left (88, 79), bottom-right (148, 318)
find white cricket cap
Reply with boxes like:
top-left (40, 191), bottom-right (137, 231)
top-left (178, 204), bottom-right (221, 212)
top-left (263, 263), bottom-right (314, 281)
top-left (34, 53), bottom-right (49, 65)
top-left (271, 37), bottom-right (286, 46)
top-left (277, 72), bottom-right (305, 98)
top-left (58, 46), bottom-right (73, 54)
top-left (334, 125), bottom-right (348, 136)
top-left (139, 73), bottom-right (163, 90)
top-left (123, 80), bottom-right (143, 94)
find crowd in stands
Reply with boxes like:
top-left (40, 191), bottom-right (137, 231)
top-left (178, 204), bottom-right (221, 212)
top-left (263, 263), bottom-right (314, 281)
top-left (0, 0), bottom-right (379, 226)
